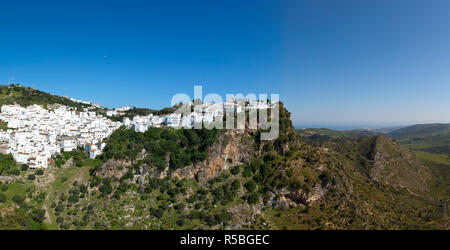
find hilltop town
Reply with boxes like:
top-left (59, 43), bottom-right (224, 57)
top-left (122, 100), bottom-right (273, 132)
top-left (0, 87), bottom-right (275, 169)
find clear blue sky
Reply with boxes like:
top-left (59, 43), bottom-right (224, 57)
top-left (1, 0), bottom-right (450, 128)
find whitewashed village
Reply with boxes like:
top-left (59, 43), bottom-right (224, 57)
top-left (0, 97), bottom-right (274, 169)
top-left (0, 104), bottom-right (122, 169)
top-left (122, 100), bottom-right (274, 132)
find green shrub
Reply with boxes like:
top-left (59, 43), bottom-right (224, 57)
top-left (231, 179), bottom-right (240, 190)
top-left (68, 194), bottom-right (79, 204)
top-left (56, 217), bottom-right (64, 224)
top-left (247, 192), bottom-right (260, 204)
top-left (12, 194), bottom-right (24, 203)
top-left (10, 169), bottom-right (20, 176)
top-left (21, 164), bottom-right (29, 171)
top-left (0, 193), bottom-right (6, 203)
top-left (244, 180), bottom-right (257, 193)
top-left (230, 165), bottom-right (241, 175)
top-left (55, 204), bottom-right (64, 212)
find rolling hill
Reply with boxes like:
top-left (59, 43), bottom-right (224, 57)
top-left (387, 123), bottom-right (450, 155)
top-left (0, 84), bottom-right (96, 110)
top-left (388, 123), bottom-right (450, 138)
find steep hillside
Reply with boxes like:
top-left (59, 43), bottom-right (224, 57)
top-left (0, 102), bottom-right (448, 230)
top-left (355, 136), bottom-right (430, 194)
top-left (262, 134), bottom-right (447, 229)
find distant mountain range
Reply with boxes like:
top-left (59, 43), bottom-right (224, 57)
top-left (388, 123), bottom-right (450, 138)
top-left (388, 123), bottom-right (450, 155)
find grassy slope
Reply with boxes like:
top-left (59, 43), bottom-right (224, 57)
top-left (0, 182), bottom-right (34, 209)
top-left (297, 128), bottom-right (376, 139)
top-left (414, 152), bottom-right (450, 165)
top-left (42, 165), bottom-right (92, 229)
top-left (387, 124), bottom-right (450, 206)
top-left (388, 124), bottom-right (450, 154)
top-left (0, 84), bottom-right (93, 109)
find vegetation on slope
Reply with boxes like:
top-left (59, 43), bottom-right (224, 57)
top-left (297, 128), bottom-right (377, 145)
top-left (106, 106), bottom-right (179, 122)
top-left (388, 123), bottom-right (450, 154)
top-left (261, 134), bottom-right (447, 229)
top-left (386, 124), bottom-right (450, 206)
top-left (0, 84), bottom-right (93, 110)
top-left (0, 154), bottom-right (22, 176)
top-left (100, 126), bottom-right (221, 171)
top-left (1, 101), bottom-right (449, 230)
top-left (388, 124), bottom-right (450, 138)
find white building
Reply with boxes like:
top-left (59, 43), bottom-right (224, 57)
top-left (61, 136), bottom-right (77, 152)
top-left (123, 117), bottom-right (131, 127)
top-left (166, 114), bottom-right (181, 127)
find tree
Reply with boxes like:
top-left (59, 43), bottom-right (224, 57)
top-left (151, 207), bottom-right (164, 218)
top-left (244, 180), bottom-right (257, 193)
top-left (79, 184), bottom-right (87, 193)
top-left (21, 164), bottom-right (29, 171)
top-left (231, 179), bottom-right (240, 190)
top-left (68, 194), bottom-right (79, 203)
top-left (12, 194), bottom-right (24, 203)
top-left (230, 165), bottom-right (240, 175)
top-left (242, 164), bottom-right (253, 177)
top-left (10, 169), bottom-right (20, 176)
top-left (36, 169), bottom-right (44, 175)
top-left (176, 218), bottom-right (185, 226)
top-left (28, 174), bottom-right (35, 180)
top-left (31, 209), bottom-right (46, 223)
top-left (99, 184), bottom-right (113, 196)
top-left (184, 129), bottom-right (201, 146)
top-left (56, 217), bottom-right (64, 224)
top-left (55, 204), bottom-right (64, 212)
top-left (0, 193), bottom-right (6, 203)
top-left (247, 192), bottom-right (260, 204)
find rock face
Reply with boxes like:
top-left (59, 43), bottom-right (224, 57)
top-left (172, 129), bottom-right (257, 182)
top-left (307, 185), bottom-right (327, 203)
top-left (278, 184), bottom-right (327, 207)
top-left (97, 159), bottom-right (128, 179)
top-left (285, 188), bottom-right (307, 204)
top-left (95, 129), bottom-right (257, 182)
top-left (171, 164), bottom-right (200, 180)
